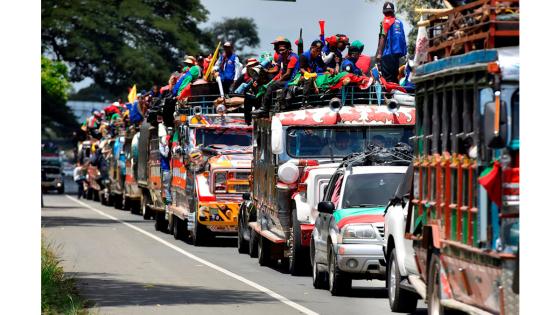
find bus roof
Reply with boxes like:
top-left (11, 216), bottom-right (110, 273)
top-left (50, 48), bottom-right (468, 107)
top-left (415, 46), bottom-right (519, 80)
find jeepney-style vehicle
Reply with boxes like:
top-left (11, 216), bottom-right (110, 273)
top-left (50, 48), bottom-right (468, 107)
top-left (243, 87), bottom-right (416, 275)
top-left (169, 112), bottom-right (252, 245)
top-left (121, 127), bottom-right (141, 212)
top-left (107, 133), bottom-right (127, 209)
top-left (76, 140), bottom-right (100, 200)
top-left (387, 2), bottom-right (519, 313)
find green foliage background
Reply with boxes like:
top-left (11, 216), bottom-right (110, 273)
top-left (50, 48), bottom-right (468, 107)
top-left (41, 56), bottom-right (78, 139)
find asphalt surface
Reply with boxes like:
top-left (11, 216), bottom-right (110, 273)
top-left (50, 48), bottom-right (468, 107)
top-left (41, 192), bottom-right (428, 315)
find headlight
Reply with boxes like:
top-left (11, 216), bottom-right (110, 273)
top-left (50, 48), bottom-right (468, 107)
top-left (342, 224), bottom-right (376, 241)
top-left (278, 163), bottom-right (300, 184)
top-left (214, 172), bottom-right (227, 193)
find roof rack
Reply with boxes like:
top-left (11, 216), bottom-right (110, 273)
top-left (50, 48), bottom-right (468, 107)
top-left (271, 85), bottom-right (415, 113)
top-left (338, 143), bottom-right (413, 170)
top-left (424, 0), bottom-right (519, 62)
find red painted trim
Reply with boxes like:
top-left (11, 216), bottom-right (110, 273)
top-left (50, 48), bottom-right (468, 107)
top-left (336, 214), bottom-right (383, 229)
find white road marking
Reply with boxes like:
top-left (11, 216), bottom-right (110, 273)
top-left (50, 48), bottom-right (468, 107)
top-left (65, 195), bottom-right (319, 315)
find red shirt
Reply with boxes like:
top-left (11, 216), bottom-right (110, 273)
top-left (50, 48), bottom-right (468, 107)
top-left (355, 54), bottom-right (371, 75)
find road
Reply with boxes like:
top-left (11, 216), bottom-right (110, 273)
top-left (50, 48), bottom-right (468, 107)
top-left (42, 193), bottom-right (427, 315)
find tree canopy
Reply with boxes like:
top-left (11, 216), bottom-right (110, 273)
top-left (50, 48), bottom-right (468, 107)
top-left (42, 56), bottom-right (78, 138)
top-left (42, 0), bottom-right (209, 95)
top-left (201, 17), bottom-right (260, 55)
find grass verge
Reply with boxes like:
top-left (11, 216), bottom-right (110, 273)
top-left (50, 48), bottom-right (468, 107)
top-left (42, 237), bottom-right (89, 315)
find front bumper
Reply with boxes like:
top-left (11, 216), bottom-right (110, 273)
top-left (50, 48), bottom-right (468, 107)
top-left (198, 201), bottom-right (240, 233)
top-left (42, 180), bottom-right (63, 189)
top-left (336, 243), bottom-right (386, 277)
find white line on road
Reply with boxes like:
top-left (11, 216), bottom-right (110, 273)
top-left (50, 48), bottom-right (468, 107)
top-left (65, 195), bottom-right (319, 315)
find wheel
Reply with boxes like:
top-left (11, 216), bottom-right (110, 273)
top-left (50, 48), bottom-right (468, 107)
top-left (289, 209), bottom-right (309, 276)
top-left (100, 191), bottom-right (106, 205)
top-left (106, 193), bottom-right (113, 206)
top-left (172, 215), bottom-right (181, 240)
top-left (258, 235), bottom-right (271, 266)
top-left (387, 250), bottom-right (418, 312)
top-left (130, 199), bottom-right (140, 215)
top-left (113, 194), bottom-right (122, 209)
top-left (248, 228), bottom-right (259, 258)
top-left (155, 212), bottom-right (168, 233)
top-left (141, 194), bottom-right (151, 220)
top-left (427, 254), bottom-right (444, 315)
top-left (86, 188), bottom-right (93, 200)
top-left (237, 209), bottom-right (249, 254)
top-left (192, 215), bottom-right (206, 246)
top-left (311, 240), bottom-right (328, 289)
top-left (93, 189), bottom-right (100, 201)
top-left (328, 243), bottom-right (351, 296)
top-left (57, 186), bottom-right (64, 194)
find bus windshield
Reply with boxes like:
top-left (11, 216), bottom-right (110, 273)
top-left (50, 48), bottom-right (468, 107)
top-left (195, 128), bottom-right (252, 147)
top-left (286, 126), bottom-right (413, 158)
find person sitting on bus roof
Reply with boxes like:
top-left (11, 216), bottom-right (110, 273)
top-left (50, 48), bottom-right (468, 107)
top-left (296, 40), bottom-right (334, 106)
top-left (341, 44), bottom-right (364, 76)
top-left (322, 34), bottom-right (349, 72)
top-left (375, 1), bottom-right (407, 83)
top-left (352, 40), bottom-right (373, 75)
top-left (177, 56), bottom-right (201, 100)
top-left (252, 37), bottom-right (300, 117)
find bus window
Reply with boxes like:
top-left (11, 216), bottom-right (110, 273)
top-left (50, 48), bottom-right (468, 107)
top-left (510, 89), bottom-right (519, 149)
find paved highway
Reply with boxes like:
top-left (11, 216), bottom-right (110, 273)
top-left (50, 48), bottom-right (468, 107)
top-left (42, 193), bottom-right (428, 315)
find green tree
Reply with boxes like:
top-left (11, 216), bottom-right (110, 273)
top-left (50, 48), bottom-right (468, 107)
top-left (42, 56), bottom-right (78, 138)
top-left (200, 17), bottom-right (260, 59)
top-left (42, 0), bottom-right (209, 95)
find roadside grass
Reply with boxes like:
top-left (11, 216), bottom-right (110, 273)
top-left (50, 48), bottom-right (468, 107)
top-left (41, 236), bottom-right (89, 315)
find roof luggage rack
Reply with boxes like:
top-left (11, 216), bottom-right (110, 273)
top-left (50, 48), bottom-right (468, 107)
top-left (425, 0), bottom-right (519, 62)
top-left (338, 143), bottom-right (413, 170)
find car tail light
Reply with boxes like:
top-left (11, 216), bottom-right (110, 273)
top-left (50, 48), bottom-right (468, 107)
top-left (298, 183), bottom-right (307, 193)
top-left (298, 159), bottom-right (319, 167)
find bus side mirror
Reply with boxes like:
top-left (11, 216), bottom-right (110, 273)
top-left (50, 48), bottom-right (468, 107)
top-left (271, 116), bottom-right (285, 154)
top-left (484, 99), bottom-right (507, 149)
top-left (318, 201), bottom-right (335, 214)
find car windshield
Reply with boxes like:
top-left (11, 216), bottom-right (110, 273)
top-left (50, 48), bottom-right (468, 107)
top-left (341, 173), bottom-right (404, 208)
top-left (195, 128), bottom-right (252, 147)
top-left (286, 127), bottom-right (413, 158)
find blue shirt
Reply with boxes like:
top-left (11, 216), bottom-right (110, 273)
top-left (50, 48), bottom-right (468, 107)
top-left (341, 58), bottom-right (362, 76)
top-left (126, 101), bottom-right (143, 124)
top-left (381, 18), bottom-right (407, 57)
top-left (218, 53), bottom-right (238, 81)
top-left (322, 45), bottom-right (342, 69)
top-left (300, 50), bottom-right (327, 74)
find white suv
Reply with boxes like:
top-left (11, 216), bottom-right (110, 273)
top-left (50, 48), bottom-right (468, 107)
top-left (311, 165), bottom-right (407, 295)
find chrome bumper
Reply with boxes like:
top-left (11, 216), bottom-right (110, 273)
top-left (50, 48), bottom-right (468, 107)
top-left (336, 243), bottom-right (386, 276)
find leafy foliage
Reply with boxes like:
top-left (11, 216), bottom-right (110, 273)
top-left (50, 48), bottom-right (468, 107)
top-left (42, 0), bottom-right (209, 95)
top-left (42, 56), bottom-right (79, 139)
top-left (200, 17), bottom-right (260, 59)
top-left (42, 237), bottom-right (88, 314)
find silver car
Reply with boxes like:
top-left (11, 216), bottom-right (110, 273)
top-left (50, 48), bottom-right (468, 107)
top-left (311, 165), bottom-right (406, 295)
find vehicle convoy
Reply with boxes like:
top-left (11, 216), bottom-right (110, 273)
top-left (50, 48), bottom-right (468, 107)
top-left (384, 2), bottom-right (519, 314)
top-left (312, 145), bottom-right (412, 295)
top-left (41, 155), bottom-right (65, 194)
top-left (169, 109), bottom-right (253, 245)
top-left (241, 87), bottom-right (416, 275)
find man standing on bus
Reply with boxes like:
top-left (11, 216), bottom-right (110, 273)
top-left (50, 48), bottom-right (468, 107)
top-left (375, 1), bottom-right (407, 83)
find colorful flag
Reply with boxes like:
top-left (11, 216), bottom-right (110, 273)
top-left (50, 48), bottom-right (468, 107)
top-left (128, 84), bottom-right (137, 104)
top-left (478, 161), bottom-right (502, 207)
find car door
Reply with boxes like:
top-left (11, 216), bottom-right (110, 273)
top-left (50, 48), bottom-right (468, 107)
top-left (316, 171), bottom-right (343, 264)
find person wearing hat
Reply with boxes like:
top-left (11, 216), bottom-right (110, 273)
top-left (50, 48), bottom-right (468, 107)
top-left (252, 37), bottom-right (300, 117)
top-left (352, 40), bottom-right (373, 75)
top-left (177, 56), bottom-right (201, 100)
top-left (232, 57), bottom-right (260, 94)
top-left (341, 43), bottom-right (364, 76)
top-left (215, 41), bottom-right (242, 94)
top-left (375, 1), bottom-right (407, 83)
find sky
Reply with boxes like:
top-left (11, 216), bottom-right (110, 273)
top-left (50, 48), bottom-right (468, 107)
top-left (199, 0), bottom-right (410, 57)
top-left (73, 0), bottom-right (410, 91)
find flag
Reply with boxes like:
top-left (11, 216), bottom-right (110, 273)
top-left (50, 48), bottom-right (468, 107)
top-left (478, 161), bottom-right (502, 207)
top-left (128, 84), bottom-right (137, 104)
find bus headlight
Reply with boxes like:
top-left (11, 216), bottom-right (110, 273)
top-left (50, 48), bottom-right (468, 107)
top-left (278, 163), bottom-right (300, 184)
